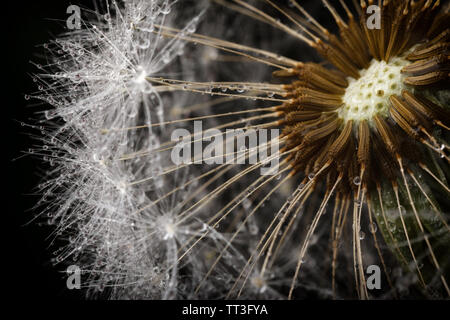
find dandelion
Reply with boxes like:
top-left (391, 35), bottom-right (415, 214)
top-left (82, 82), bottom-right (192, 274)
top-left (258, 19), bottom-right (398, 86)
top-left (129, 0), bottom-right (449, 299)
top-left (29, 0), bottom-right (224, 299)
top-left (28, 0), bottom-right (450, 300)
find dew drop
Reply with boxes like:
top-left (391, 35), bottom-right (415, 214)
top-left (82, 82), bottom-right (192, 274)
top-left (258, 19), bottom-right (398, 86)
top-left (161, 5), bottom-right (171, 14)
top-left (353, 176), bottom-right (361, 185)
top-left (187, 24), bottom-right (196, 33)
top-left (162, 53), bottom-right (170, 63)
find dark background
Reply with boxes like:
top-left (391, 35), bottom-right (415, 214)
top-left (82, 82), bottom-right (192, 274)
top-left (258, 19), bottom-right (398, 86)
top-left (6, 0), bottom-right (92, 300)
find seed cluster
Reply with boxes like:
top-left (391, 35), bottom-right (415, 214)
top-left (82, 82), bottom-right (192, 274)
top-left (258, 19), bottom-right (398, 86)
top-left (264, 0), bottom-right (449, 298)
top-left (275, 0), bottom-right (449, 195)
top-left (340, 57), bottom-right (409, 122)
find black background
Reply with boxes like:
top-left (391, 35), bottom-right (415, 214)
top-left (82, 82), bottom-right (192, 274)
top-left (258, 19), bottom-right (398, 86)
top-left (6, 0), bottom-right (91, 300)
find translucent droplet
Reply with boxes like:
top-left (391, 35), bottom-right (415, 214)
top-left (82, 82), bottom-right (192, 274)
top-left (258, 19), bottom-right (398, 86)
top-left (24, 94), bottom-right (30, 100)
top-left (162, 53), bottom-right (170, 63)
top-left (353, 176), bottom-right (361, 186)
top-left (359, 231), bottom-right (366, 240)
top-left (187, 24), bottom-right (196, 33)
top-left (243, 199), bottom-right (251, 209)
top-left (161, 5), bottom-right (171, 14)
top-left (138, 38), bottom-right (150, 49)
top-left (369, 222), bottom-right (378, 233)
top-left (308, 173), bottom-right (315, 180)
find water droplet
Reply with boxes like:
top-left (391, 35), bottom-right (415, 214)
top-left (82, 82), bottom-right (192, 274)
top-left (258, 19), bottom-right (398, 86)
top-left (353, 176), bottom-right (361, 186)
top-left (162, 53), bottom-right (170, 63)
top-left (138, 38), bottom-right (150, 49)
top-left (359, 231), bottom-right (366, 240)
top-left (308, 173), bottom-right (315, 180)
top-left (161, 4), bottom-right (171, 14)
top-left (187, 24), bottom-right (196, 33)
top-left (24, 94), bottom-right (30, 100)
top-left (249, 224), bottom-right (258, 235)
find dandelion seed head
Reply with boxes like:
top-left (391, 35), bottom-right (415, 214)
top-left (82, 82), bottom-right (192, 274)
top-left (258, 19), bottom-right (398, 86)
top-left (28, 0), bottom-right (450, 300)
top-left (28, 0), bottom-right (219, 299)
top-left (340, 57), bottom-right (410, 122)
